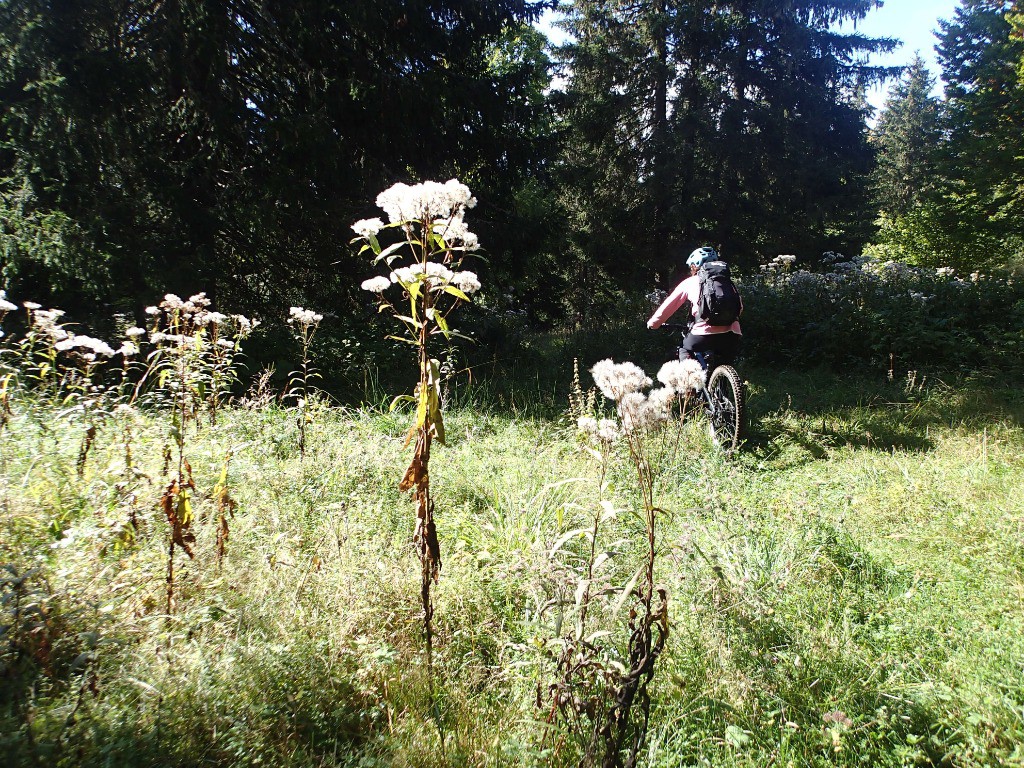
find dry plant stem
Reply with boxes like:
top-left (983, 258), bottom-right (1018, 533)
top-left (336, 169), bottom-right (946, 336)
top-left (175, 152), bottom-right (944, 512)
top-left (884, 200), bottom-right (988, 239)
top-left (601, 432), bottom-right (668, 768)
top-left (393, 242), bottom-right (444, 736)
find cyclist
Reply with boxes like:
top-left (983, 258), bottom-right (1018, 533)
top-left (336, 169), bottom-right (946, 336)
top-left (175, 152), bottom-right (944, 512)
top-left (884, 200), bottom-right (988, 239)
top-left (646, 246), bottom-right (742, 366)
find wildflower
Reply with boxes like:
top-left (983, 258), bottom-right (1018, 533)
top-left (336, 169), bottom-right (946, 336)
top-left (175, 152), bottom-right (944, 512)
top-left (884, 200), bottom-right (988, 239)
top-left (31, 309), bottom-right (70, 341)
top-left (0, 291), bottom-right (17, 312)
top-left (125, 327), bottom-right (146, 337)
top-left (647, 387), bottom-right (677, 420)
top-left (55, 335), bottom-right (116, 357)
top-left (433, 216), bottom-right (479, 250)
top-left (162, 294), bottom-right (184, 309)
top-left (233, 315), bottom-right (258, 335)
top-left (352, 217), bottom-right (385, 239)
top-left (361, 276), bottom-right (391, 293)
top-left (591, 359), bottom-right (652, 402)
top-left (597, 418), bottom-right (621, 442)
top-left (186, 293), bottom-right (211, 308)
top-left (289, 306), bottom-right (323, 325)
top-left (23, 301), bottom-right (42, 310)
top-left (390, 267), bottom-right (416, 284)
top-left (216, 338), bottom-right (235, 349)
top-left (410, 262), bottom-right (454, 286)
top-left (577, 415), bottom-right (598, 435)
top-left (656, 359), bottom-right (705, 395)
top-left (201, 311), bottom-right (228, 326)
top-left (452, 271), bottom-right (481, 295)
top-left (774, 254), bottom-right (797, 265)
top-left (936, 266), bottom-right (955, 277)
top-left (375, 179), bottom-right (476, 224)
top-left (145, 306), bottom-right (160, 315)
top-left (618, 392), bottom-right (651, 433)
top-left (118, 341), bottom-right (138, 357)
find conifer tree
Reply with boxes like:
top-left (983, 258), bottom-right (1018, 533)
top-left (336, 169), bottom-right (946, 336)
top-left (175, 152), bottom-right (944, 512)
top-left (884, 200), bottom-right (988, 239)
top-left (870, 55), bottom-right (942, 217)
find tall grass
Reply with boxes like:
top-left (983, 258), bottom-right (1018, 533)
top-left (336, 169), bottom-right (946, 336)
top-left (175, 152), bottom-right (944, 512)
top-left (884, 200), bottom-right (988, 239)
top-left (2, 355), bottom-right (1023, 766)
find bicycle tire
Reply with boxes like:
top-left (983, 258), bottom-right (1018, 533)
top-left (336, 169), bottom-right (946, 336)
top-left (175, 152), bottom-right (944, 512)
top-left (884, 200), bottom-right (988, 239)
top-left (706, 365), bottom-right (746, 451)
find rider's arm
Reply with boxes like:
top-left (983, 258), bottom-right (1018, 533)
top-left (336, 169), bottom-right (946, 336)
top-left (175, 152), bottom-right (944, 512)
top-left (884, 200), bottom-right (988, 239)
top-left (647, 279), bottom-right (691, 329)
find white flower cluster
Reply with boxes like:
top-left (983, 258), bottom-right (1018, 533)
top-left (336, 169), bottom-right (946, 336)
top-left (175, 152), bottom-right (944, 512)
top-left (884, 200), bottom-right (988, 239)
top-left (362, 261), bottom-right (481, 296)
top-left (762, 254), bottom-right (797, 272)
top-left (936, 266), bottom-right (955, 277)
top-left (55, 334), bottom-right (116, 358)
top-left (591, 359), bottom-right (651, 402)
top-left (360, 276), bottom-right (391, 293)
top-left (158, 292), bottom-right (212, 314)
top-left (656, 359), bottom-right (706, 394)
top-left (150, 332), bottom-right (198, 347)
top-left (30, 308), bottom-right (70, 341)
top-left (289, 306), bottom-right (323, 326)
top-left (577, 415), bottom-right (622, 443)
top-left (352, 217), bottom-right (385, 239)
top-left (0, 290), bottom-right (17, 313)
top-left (591, 359), bottom-right (681, 434)
top-left (144, 293), bottom-right (258, 345)
top-left (375, 179), bottom-right (477, 224)
top-left (432, 215), bottom-right (479, 251)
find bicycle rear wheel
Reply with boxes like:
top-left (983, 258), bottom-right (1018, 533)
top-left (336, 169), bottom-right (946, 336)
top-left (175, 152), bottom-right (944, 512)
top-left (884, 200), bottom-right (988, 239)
top-left (706, 365), bottom-right (746, 451)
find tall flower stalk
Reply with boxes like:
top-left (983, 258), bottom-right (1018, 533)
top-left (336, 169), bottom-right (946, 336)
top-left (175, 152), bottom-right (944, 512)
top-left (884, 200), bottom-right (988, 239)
top-left (143, 293), bottom-right (255, 616)
top-left (573, 358), bottom-right (703, 767)
top-left (286, 307), bottom-right (323, 459)
top-left (353, 179), bottom-right (482, 690)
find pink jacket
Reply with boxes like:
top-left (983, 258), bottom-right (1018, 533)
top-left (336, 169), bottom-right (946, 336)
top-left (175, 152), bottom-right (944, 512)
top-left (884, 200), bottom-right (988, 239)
top-left (647, 274), bottom-right (742, 335)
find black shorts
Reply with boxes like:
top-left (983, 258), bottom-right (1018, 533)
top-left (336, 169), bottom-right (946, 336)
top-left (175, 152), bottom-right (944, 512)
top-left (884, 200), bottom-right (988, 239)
top-left (680, 331), bottom-right (742, 367)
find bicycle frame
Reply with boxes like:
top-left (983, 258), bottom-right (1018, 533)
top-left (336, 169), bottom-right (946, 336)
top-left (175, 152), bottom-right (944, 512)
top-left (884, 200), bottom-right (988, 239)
top-left (658, 323), bottom-right (746, 450)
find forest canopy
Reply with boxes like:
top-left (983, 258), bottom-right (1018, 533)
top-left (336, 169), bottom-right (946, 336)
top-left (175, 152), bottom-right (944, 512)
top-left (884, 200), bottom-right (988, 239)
top-left (1, 0), bottom-right (1021, 329)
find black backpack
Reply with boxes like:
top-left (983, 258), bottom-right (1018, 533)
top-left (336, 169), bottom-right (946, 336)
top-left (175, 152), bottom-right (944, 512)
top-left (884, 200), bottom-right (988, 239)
top-left (696, 261), bottom-right (741, 325)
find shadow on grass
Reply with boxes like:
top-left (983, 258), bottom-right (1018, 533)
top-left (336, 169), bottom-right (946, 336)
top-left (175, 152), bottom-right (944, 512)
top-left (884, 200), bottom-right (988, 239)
top-left (741, 367), bottom-right (1024, 459)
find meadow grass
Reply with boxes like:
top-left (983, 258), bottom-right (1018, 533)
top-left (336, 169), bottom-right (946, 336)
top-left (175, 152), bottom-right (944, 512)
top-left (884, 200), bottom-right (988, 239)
top-left (2, 365), bottom-right (1023, 767)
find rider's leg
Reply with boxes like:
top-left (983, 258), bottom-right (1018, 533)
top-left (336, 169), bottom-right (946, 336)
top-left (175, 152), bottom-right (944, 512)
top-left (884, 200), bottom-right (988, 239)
top-left (682, 332), bottom-right (742, 371)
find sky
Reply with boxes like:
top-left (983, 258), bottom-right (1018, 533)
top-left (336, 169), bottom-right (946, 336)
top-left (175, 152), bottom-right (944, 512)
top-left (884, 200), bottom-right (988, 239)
top-left (537, 0), bottom-right (962, 113)
top-left (836, 0), bottom-right (961, 111)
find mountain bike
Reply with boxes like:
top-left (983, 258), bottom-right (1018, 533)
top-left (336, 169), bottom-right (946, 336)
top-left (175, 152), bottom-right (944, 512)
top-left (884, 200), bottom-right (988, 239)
top-left (660, 324), bottom-right (747, 451)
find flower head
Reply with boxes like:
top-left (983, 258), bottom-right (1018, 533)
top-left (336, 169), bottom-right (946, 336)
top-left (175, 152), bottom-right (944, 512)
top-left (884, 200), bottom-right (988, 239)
top-left (125, 327), bottom-right (146, 337)
top-left (597, 419), bottom-right (621, 442)
top-left (618, 392), bottom-right (651, 433)
top-left (233, 315), bottom-right (258, 335)
top-left (647, 387), bottom-right (677, 420)
top-left (288, 306), bottom-right (323, 326)
top-left (452, 271), bottom-right (481, 295)
top-left (352, 217), bottom-right (385, 239)
top-left (375, 179), bottom-right (476, 224)
top-left (0, 291), bottom-right (17, 312)
top-left (390, 266), bottom-right (416, 285)
top-left (657, 359), bottom-right (705, 395)
top-left (361, 276), bottom-right (392, 293)
top-left (55, 334), bottom-right (116, 357)
top-left (591, 359), bottom-right (652, 402)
